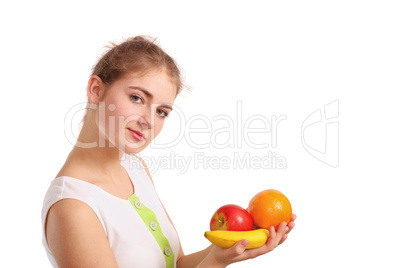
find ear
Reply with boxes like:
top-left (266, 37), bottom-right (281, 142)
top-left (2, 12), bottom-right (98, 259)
top-left (87, 75), bottom-right (105, 104)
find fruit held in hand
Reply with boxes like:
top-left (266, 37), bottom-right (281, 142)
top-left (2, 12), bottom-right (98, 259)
top-left (204, 229), bottom-right (270, 249)
top-left (210, 204), bottom-right (254, 231)
top-left (248, 189), bottom-right (292, 230)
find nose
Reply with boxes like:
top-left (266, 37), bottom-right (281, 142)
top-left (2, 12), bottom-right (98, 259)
top-left (136, 105), bottom-right (154, 131)
top-left (137, 115), bottom-right (150, 131)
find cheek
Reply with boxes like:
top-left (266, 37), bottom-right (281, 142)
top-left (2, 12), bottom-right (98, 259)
top-left (99, 102), bottom-right (130, 140)
top-left (105, 100), bottom-right (131, 125)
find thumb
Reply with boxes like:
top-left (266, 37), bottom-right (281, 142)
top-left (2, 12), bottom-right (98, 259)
top-left (227, 239), bottom-right (249, 258)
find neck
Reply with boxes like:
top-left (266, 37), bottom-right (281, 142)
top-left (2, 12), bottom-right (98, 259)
top-left (67, 116), bottom-right (125, 177)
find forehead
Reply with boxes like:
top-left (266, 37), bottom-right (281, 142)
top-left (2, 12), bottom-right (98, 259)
top-left (116, 71), bottom-right (177, 103)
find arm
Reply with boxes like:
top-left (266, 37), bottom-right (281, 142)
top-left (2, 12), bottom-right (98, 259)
top-left (178, 216), bottom-right (296, 268)
top-left (195, 217), bottom-right (296, 268)
top-left (135, 155), bottom-right (297, 267)
top-left (176, 245), bottom-right (212, 268)
top-left (45, 199), bottom-right (119, 268)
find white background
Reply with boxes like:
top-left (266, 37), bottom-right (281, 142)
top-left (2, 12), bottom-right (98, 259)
top-left (1, 0), bottom-right (401, 267)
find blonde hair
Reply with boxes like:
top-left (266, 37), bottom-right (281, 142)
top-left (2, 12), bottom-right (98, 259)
top-left (91, 35), bottom-right (182, 94)
top-left (81, 35), bottom-right (184, 126)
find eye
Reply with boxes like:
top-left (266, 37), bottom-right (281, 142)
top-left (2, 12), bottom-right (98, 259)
top-left (157, 109), bottom-right (169, 119)
top-left (130, 94), bottom-right (143, 104)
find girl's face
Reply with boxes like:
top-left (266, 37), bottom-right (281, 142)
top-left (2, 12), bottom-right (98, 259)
top-left (95, 70), bottom-right (176, 154)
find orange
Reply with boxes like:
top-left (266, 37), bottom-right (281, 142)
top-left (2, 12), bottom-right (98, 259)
top-left (248, 189), bottom-right (292, 230)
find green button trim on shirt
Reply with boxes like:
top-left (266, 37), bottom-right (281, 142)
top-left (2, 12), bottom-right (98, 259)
top-left (129, 194), bottom-right (174, 268)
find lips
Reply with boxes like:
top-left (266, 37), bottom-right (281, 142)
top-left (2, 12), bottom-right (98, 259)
top-left (128, 129), bottom-right (145, 141)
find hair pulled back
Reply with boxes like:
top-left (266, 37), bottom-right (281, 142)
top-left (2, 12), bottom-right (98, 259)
top-left (91, 35), bottom-right (183, 96)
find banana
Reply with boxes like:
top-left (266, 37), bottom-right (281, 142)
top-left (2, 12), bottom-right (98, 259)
top-left (204, 229), bottom-right (270, 249)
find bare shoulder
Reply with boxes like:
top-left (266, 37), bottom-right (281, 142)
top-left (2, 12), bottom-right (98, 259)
top-left (56, 160), bottom-right (93, 181)
top-left (46, 199), bottom-right (118, 267)
top-left (55, 160), bottom-right (103, 186)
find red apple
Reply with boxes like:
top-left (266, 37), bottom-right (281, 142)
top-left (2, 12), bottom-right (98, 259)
top-left (210, 204), bottom-right (254, 231)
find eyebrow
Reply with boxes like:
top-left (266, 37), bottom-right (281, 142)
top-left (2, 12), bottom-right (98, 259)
top-left (128, 86), bottom-right (173, 110)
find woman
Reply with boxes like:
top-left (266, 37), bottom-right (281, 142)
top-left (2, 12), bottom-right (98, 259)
top-left (41, 36), bottom-right (296, 268)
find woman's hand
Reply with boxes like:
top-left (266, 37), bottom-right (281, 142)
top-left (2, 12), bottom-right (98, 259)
top-left (198, 214), bottom-right (296, 268)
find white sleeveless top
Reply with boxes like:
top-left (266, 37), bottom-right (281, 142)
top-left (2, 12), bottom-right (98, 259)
top-left (41, 153), bottom-right (180, 268)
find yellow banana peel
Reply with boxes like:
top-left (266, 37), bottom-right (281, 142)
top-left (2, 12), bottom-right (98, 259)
top-left (204, 229), bottom-right (270, 249)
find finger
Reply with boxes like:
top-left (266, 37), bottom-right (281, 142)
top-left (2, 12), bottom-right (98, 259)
top-left (278, 234), bottom-right (288, 245)
top-left (277, 221), bottom-right (288, 235)
top-left (276, 222), bottom-right (288, 244)
top-left (227, 239), bottom-right (249, 259)
top-left (232, 241), bottom-right (268, 261)
top-left (235, 226), bottom-right (280, 261)
top-left (265, 226), bottom-right (277, 250)
top-left (238, 226), bottom-right (277, 259)
top-left (286, 220), bottom-right (295, 234)
top-left (291, 214), bottom-right (297, 221)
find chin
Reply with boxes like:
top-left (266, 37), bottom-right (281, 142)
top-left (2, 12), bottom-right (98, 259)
top-left (123, 141), bottom-right (149, 154)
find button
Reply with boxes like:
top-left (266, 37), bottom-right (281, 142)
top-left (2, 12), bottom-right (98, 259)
top-left (150, 220), bottom-right (157, 231)
top-left (134, 199), bottom-right (142, 209)
top-left (164, 246), bottom-right (171, 257)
